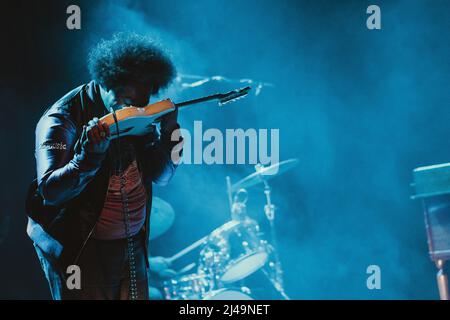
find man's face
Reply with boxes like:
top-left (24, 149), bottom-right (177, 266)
top-left (102, 84), bottom-right (153, 110)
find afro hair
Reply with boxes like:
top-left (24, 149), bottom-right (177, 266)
top-left (87, 32), bottom-right (176, 93)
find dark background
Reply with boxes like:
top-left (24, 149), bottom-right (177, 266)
top-left (1, 0), bottom-right (449, 299)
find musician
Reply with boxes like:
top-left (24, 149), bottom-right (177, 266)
top-left (148, 256), bottom-right (178, 300)
top-left (26, 33), bottom-right (182, 300)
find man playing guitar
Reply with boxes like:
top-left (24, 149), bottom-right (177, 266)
top-left (26, 32), bottom-right (182, 300)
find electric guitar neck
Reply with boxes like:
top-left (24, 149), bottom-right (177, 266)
top-left (175, 86), bottom-right (251, 108)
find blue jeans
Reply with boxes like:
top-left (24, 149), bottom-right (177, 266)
top-left (33, 231), bottom-right (149, 300)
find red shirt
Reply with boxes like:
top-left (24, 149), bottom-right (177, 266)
top-left (93, 141), bottom-right (147, 240)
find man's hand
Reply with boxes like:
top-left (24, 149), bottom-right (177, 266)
top-left (81, 117), bottom-right (110, 154)
top-left (149, 256), bottom-right (178, 279)
top-left (149, 256), bottom-right (171, 273)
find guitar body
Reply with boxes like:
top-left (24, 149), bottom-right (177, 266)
top-left (100, 99), bottom-right (176, 138)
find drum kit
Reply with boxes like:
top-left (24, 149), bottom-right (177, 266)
top-left (149, 159), bottom-right (299, 300)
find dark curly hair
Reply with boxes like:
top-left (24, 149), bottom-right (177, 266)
top-left (87, 32), bottom-right (176, 93)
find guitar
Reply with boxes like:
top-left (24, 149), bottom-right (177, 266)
top-left (100, 86), bottom-right (251, 138)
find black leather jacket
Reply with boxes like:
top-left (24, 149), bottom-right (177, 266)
top-left (26, 81), bottom-right (180, 269)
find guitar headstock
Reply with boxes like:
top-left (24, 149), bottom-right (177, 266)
top-left (217, 86), bottom-right (251, 106)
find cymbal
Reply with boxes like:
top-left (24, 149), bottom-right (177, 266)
top-left (150, 197), bottom-right (175, 240)
top-left (230, 159), bottom-right (299, 192)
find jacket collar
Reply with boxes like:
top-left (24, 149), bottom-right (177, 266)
top-left (85, 80), bottom-right (108, 118)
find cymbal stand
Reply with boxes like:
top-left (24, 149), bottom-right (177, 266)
top-left (261, 177), bottom-right (290, 300)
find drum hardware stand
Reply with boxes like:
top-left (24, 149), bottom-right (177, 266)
top-left (262, 180), bottom-right (290, 300)
top-left (227, 176), bottom-right (248, 221)
top-left (232, 190), bottom-right (249, 221)
top-left (435, 259), bottom-right (449, 300)
top-left (226, 171), bottom-right (290, 300)
top-left (254, 164), bottom-right (290, 300)
top-left (226, 176), bottom-right (234, 214)
top-left (411, 164), bottom-right (450, 300)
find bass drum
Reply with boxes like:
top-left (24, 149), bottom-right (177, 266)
top-left (203, 288), bottom-right (254, 300)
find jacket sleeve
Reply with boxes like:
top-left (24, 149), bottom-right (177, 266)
top-left (35, 112), bottom-right (105, 206)
top-left (141, 124), bottom-right (183, 186)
